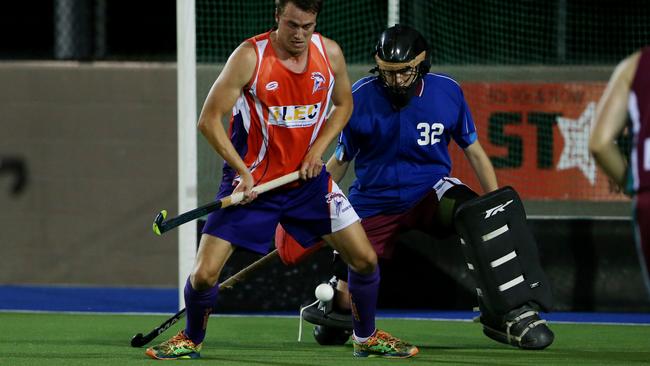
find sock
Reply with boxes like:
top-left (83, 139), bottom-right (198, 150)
top-left (183, 277), bottom-right (219, 345)
top-left (347, 266), bottom-right (379, 339)
top-left (354, 334), bottom-right (371, 343)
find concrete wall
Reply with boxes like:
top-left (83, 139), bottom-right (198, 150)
top-left (0, 62), bottom-right (177, 286)
top-left (1, 62), bottom-right (629, 291)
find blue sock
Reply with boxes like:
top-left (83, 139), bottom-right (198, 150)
top-left (347, 266), bottom-right (380, 339)
top-left (183, 277), bottom-right (219, 345)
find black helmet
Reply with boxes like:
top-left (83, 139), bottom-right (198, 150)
top-left (373, 25), bottom-right (430, 108)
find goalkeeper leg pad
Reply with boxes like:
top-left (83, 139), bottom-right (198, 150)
top-left (454, 187), bottom-right (554, 349)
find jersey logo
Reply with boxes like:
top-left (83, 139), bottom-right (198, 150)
top-left (325, 191), bottom-right (347, 216)
top-left (311, 72), bottom-right (326, 94)
top-left (265, 81), bottom-right (279, 91)
top-left (268, 103), bottom-right (321, 128)
top-left (484, 200), bottom-right (513, 218)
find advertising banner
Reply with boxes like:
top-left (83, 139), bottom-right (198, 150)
top-left (452, 82), bottom-right (629, 201)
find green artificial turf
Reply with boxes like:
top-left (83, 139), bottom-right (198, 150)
top-left (0, 312), bottom-right (648, 365)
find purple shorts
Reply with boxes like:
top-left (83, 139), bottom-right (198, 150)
top-left (202, 170), bottom-right (359, 254)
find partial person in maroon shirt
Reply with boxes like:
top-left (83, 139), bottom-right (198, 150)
top-left (590, 46), bottom-right (650, 296)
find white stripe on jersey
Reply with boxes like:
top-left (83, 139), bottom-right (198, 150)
top-left (352, 77), bottom-right (376, 94)
top-left (249, 39), bottom-right (269, 94)
top-left (307, 34), bottom-right (335, 146)
top-left (249, 94), bottom-right (269, 174)
top-left (311, 34), bottom-right (333, 77)
top-left (247, 39), bottom-right (271, 174)
top-left (430, 72), bottom-right (461, 87)
top-left (309, 79), bottom-right (335, 146)
top-left (233, 93), bottom-right (252, 133)
top-left (429, 73), bottom-right (471, 134)
top-left (629, 91), bottom-right (641, 191)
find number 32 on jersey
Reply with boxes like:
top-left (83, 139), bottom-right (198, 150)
top-left (417, 122), bottom-right (444, 146)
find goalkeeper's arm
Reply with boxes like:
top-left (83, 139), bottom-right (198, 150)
top-left (464, 140), bottom-right (498, 193)
top-left (325, 154), bottom-right (350, 183)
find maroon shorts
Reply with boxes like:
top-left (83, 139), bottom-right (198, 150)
top-left (275, 179), bottom-right (474, 264)
top-left (361, 190), bottom-right (451, 259)
top-left (275, 190), bottom-right (444, 263)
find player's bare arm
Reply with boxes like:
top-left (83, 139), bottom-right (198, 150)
top-left (590, 51), bottom-right (640, 187)
top-left (301, 37), bottom-right (353, 180)
top-left (197, 42), bottom-right (259, 201)
top-left (325, 154), bottom-right (350, 183)
top-left (464, 140), bottom-right (498, 193)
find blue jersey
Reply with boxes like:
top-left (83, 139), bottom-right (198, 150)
top-left (336, 73), bottom-right (477, 218)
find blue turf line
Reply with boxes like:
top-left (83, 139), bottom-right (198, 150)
top-left (0, 285), bottom-right (177, 313)
top-left (1, 285), bottom-right (649, 324)
top-left (374, 309), bottom-right (650, 325)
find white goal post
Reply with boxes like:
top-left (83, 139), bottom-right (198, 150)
top-left (176, 0), bottom-right (197, 310)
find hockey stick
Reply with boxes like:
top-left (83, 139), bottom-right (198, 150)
top-left (130, 249), bottom-right (280, 347)
top-left (153, 171), bottom-right (300, 235)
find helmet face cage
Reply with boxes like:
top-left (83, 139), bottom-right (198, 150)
top-left (373, 25), bottom-right (430, 107)
top-left (377, 60), bottom-right (422, 94)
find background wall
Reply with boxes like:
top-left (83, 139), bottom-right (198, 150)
top-left (1, 0), bottom-right (649, 313)
top-left (0, 62), bottom-right (177, 286)
top-left (2, 63), bottom-right (648, 313)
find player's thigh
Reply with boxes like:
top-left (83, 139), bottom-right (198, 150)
top-left (193, 234), bottom-right (236, 288)
top-left (324, 222), bottom-right (377, 274)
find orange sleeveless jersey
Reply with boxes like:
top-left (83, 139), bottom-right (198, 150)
top-left (230, 31), bottom-right (334, 185)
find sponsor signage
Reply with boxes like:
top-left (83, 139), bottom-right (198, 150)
top-left (452, 82), bottom-right (628, 201)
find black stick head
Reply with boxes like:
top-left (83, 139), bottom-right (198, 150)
top-left (130, 333), bottom-right (147, 347)
top-left (152, 210), bottom-right (168, 236)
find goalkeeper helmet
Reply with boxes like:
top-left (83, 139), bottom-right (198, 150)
top-left (373, 25), bottom-right (431, 108)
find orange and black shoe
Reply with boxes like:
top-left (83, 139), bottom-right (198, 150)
top-left (352, 329), bottom-right (418, 358)
top-left (145, 330), bottom-right (202, 360)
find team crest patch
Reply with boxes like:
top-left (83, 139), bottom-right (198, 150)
top-left (265, 81), bottom-right (279, 91)
top-left (311, 72), bottom-right (326, 94)
top-left (325, 191), bottom-right (347, 216)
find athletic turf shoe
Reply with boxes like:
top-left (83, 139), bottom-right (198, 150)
top-left (145, 330), bottom-right (202, 360)
top-left (353, 330), bottom-right (419, 358)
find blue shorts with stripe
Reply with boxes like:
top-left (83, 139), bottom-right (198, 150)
top-left (202, 169), bottom-right (359, 254)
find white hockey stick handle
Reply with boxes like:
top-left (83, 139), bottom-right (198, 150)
top-left (224, 171), bottom-right (300, 207)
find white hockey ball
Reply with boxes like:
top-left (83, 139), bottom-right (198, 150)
top-left (314, 283), bottom-right (334, 302)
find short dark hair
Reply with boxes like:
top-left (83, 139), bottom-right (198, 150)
top-left (276, 0), bottom-right (323, 15)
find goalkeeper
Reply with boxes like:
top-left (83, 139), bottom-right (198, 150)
top-left (277, 24), bottom-right (555, 350)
